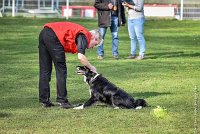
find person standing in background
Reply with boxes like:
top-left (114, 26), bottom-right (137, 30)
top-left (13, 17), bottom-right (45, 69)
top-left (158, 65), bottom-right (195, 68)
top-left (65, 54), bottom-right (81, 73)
top-left (94, 0), bottom-right (126, 60)
top-left (123, 0), bottom-right (146, 60)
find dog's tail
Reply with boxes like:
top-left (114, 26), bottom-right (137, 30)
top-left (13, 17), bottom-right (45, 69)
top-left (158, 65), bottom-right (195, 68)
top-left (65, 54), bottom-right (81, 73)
top-left (135, 99), bottom-right (148, 109)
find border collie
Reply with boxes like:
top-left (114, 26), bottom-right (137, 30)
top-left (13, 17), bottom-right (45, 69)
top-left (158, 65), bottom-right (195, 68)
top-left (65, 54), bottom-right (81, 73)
top-left (74, 66), bottom-right (147, 109)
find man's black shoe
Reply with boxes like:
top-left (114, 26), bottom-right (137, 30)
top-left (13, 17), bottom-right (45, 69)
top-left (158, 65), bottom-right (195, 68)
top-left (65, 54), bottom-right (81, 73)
top-left (41, 101), bottom-right (55, 108)
top-left (58, 102), bottom-right (73, 109)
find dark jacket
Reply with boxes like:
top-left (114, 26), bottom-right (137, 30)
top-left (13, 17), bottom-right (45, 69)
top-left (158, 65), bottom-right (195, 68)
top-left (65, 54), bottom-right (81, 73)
top-left (94, 0), bottom-right (126, 28)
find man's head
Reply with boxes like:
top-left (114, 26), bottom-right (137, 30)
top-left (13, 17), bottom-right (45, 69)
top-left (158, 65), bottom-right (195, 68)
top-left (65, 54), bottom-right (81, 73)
top-left (89, 29), bottom-right (103, 49)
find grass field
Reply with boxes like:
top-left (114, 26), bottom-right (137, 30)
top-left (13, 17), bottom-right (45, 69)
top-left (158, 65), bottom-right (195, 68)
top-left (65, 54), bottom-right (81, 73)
top-left (0, 17), bottom-right (200, 134)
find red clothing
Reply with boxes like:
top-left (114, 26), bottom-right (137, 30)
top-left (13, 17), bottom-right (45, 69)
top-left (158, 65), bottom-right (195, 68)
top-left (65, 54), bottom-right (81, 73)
top-left (44, 22), bottom-right (92, 53)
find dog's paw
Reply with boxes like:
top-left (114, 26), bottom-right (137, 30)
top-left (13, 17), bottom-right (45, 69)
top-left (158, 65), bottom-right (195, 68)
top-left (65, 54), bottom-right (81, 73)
top-left (135, 106), bottom-right (142, 110)
top-left (73, 105), bottom-right (84, 109)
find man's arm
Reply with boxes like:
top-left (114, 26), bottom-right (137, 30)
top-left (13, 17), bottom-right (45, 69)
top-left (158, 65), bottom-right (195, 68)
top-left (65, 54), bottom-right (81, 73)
top-left (76, 34), bottom-right (97, 73)
top-left (78, 53), bottom-right (96, 73)
top-left (94, 0), bottom-right (112, 10)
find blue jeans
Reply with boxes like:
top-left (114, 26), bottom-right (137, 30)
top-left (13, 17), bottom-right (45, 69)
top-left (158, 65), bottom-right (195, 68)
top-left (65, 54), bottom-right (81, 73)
top-left (97, 16), bottom-right (119, 56)
top-left (128, 17), bottom-right (146, 57)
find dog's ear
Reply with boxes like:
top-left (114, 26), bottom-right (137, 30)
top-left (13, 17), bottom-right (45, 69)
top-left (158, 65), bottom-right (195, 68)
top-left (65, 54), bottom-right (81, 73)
top-left (76, 66), bottom-right (85, 70)
top-left (76, 65), bottom-right (84, 68)
top-left (84, 66), bottom-right (91, 71)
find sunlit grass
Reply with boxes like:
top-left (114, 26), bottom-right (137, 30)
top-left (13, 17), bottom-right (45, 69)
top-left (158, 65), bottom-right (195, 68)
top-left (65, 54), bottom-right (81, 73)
top-left (0, 17), bottom-right (200, 134)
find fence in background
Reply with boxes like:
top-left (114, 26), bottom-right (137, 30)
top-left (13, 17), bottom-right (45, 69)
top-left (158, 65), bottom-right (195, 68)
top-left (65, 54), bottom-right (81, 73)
top-left (180, 0), bottom-right (200, 20)
top-left (0, 0), bottom-right (200, 20)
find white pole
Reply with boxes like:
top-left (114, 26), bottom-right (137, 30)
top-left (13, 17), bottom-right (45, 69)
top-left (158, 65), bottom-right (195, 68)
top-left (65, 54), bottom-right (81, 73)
top-left (3, 0), bottom-right (5, 12)
top-left (12, 0), bottom-right (15, 17)
top-left (16, 0), bottom-right (18, 12)
top-left (180, 0), bottom-right (183, 20)
top-left (56, 0), bottom-right (59, 10)
top-left (51, 0), bottom-right (54, 10)
top-left (66, 0), bottom-right (69, 19)
top-left (43, 0), bottom-right (45, 7)
top-left (22, 0), bottom-right (24, 9)
top-left (8, 0), bottom-right (11, 7)
top-left (38, 0), bottom-right (40, 9)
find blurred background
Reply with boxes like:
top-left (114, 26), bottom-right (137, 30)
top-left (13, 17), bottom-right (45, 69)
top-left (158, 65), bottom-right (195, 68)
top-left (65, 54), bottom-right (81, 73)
top-left (0, 0), bottom-right (200, 20)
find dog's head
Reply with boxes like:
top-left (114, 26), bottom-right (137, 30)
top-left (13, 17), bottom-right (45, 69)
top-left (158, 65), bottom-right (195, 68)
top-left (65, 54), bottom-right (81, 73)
top-left (76, 66), bottom-right (99, 84)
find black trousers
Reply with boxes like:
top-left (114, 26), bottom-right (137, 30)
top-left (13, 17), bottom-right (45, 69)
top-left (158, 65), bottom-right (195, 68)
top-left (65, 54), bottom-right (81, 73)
top-left (38, 27), bottom-right (67, 103)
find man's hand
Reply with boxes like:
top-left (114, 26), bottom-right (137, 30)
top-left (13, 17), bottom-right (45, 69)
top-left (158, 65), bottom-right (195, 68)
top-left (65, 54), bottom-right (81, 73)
top-left (78, 53), bottom-right (97, 73)
top-left (90, 66), bottom-right (97, 73)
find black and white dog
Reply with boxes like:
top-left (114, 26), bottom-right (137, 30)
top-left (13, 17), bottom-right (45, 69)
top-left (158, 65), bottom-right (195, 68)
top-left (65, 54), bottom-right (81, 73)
top-left (74, 66), bottom-right (147, 109)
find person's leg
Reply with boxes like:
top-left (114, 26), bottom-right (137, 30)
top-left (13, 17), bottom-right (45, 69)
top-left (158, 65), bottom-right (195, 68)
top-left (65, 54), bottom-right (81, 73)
top-left (42, 28), bottom-right (70, 107)
top-left (134, 17), bottom-right (146, 57)
top-left (38, 29), bottom-right (53, 105)
top-left (128, 19), bottom-right (137, 56)
top-left (110, 16), bottom-right (119, 57)
top-left (54, 53), bottom-right (67, 103)
top-left (97, 27), bottom-right (107, 57)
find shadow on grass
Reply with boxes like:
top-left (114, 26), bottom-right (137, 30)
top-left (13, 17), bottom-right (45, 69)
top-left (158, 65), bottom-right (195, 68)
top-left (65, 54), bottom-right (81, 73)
top-left (0, 112), bottom-right (12, 118)
top-left (110, 51), bottom-right (200, 61)
top-left (146, 51), bottom-right (200, 59)
top-left (130, 91), bottom-right (171, 99)
top-left (0, 97), bottom-right (38, 110)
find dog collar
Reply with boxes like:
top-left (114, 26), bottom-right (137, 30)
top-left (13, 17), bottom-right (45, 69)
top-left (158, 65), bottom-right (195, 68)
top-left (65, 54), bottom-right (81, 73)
top-left (89, 73), bottom-right (100, 84)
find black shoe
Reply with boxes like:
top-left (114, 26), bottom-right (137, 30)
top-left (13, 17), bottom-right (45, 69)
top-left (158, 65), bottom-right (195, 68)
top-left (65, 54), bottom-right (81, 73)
top-left (58, 102), bottom-right (73, 109)
top-left (41, 101), bottom-right (55, 108)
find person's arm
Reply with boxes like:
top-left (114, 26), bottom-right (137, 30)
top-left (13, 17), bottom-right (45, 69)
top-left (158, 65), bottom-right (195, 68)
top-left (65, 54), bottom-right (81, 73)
top-left (120, 3), bottom-right (126, 25)
top-left (133, 0), bottom-right (144, 12)
top-left (78, 53), bottom-right (96, 73)
top-left (94, 0), bottom-right (112, 10)
top-left (122, 0), bottom-right (144, 12)
top-left (76, 34), bottom-right (97, 73)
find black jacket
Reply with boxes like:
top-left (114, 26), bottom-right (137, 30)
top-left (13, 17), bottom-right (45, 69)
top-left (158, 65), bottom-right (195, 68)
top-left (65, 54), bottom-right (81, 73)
top-left (94, 0), bottom-right (126, 28)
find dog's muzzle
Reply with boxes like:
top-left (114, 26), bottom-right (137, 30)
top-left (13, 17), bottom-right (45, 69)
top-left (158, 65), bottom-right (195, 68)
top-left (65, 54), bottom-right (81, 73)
top-left (76, 70), bottom-right (85, 75)
top-left (76, 67), bottom-right (86, 75)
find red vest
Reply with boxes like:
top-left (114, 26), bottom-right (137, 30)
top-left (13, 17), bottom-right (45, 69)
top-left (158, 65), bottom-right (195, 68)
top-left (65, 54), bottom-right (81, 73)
top-left (44, 22), bottom-right (92, 53)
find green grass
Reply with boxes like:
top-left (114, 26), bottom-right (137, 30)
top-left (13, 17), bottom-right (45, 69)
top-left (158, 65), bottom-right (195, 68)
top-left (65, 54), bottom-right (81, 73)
top-left (0, 17), bottom-right (200, 134)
